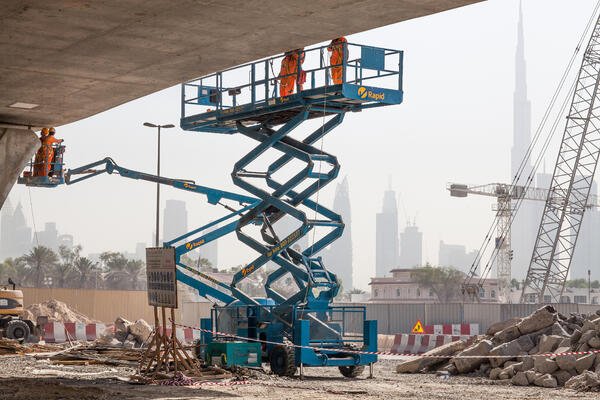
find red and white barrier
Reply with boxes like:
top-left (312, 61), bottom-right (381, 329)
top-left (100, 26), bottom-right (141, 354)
top-left (44, 322), bottom-right (107, 343)
top-left (43, 323), bottom-right (200, 344)
top-left (391, 334), bottom-right (471, 354)
top-left (423, 323), bottom-right (479, 336)
top-left (158, 326), bottom-right (200, 343)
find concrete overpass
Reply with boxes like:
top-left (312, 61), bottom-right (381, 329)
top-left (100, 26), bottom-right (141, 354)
top-left (0, 0), bottom-right (482, 207)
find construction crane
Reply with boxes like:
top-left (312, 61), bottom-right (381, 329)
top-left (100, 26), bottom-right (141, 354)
top-left (19, 42), bottom-right (404, 376)
top-left (448, 182), bottom-right (599, 302)
top-left (520, 12), bottom-right (600, 304)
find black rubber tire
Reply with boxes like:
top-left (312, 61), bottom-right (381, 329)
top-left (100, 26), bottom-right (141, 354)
top-left (6, 319), bottom-right (30, 342)
top-left (269, 343), bottom-right (297, 377)
top-left (339, 365), bottom-right (365, 378)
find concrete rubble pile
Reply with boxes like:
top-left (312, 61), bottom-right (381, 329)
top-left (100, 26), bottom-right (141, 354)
top-left (20, 299), bottom-right (97, 324)
top-left (397, 305), bottom-right (600, 391)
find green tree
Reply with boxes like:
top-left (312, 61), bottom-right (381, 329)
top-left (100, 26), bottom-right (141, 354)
top-left (54, 245), bottom-right (82, 288)
top-left (180, 254), bottom-right (213, 272)
top-left (0, 258), bottom-right (28, 286)
top-left (566, 279), bottom-right (588, 289)
top-left (124, 259), bottom-right (145, 290)
top-left (101, 251), bottom-right (129, 289)
top-left (20, 246), bottom-right (58, 287)
top-left (510, 278), bottom-right (520, 291)
top-left (74, 256), bottom-right (100, 289)
top-left (410, 264), bottom-right (463, 302)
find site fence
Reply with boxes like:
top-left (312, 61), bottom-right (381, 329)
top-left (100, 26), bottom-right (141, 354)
top-left (335, 302), bottom-right (600, 334)
top-left (21, 287), bottom-right (211, 326)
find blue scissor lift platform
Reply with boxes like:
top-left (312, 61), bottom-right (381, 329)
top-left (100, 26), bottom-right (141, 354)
top-left (180, 42), bottom-right (404, 377)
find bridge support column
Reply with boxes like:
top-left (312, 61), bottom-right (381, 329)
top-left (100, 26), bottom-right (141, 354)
top-left (0, 127), bottom-right (38, 208)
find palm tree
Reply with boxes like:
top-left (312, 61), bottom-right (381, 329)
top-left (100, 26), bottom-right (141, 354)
top-left (20, 246), bottom-right (58, 287)
top-left (101, 251), bottom-right (129, 289)
top-left (0, 258), bottom-right (28, 286)
top-left (124, 259), bottom-right (144, 290)
top-left (54, 245), bottom-right (82, 288)
top-left (74, 257), bottom-right (100, 289)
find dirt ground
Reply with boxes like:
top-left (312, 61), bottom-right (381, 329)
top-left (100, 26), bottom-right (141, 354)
top-left (1, 355), bottom-right (598, 400)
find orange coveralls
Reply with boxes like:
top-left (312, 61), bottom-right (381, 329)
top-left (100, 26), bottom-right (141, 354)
top-left (279, 52), bottom-right (299, 97)
top-left (328, 37), bottom-right (347, 85)
top-left (33, 135), bottom-right (61, 176)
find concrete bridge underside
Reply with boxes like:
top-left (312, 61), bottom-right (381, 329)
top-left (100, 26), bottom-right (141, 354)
top-left (0, 0), bottom-right (482, 207)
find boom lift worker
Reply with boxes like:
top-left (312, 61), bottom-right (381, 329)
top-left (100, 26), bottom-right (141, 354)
top-left (278, 48), bottom-right (305, 97)
top-left (32, 128), bottom-right (49, 176)
top-left (34, 127), bottom-right (63, 177)
top-left (328, 37), bottom-right (348, 85)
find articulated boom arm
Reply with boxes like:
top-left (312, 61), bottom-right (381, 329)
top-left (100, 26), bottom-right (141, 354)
top-left (65, 157), bottom-right (265, 304)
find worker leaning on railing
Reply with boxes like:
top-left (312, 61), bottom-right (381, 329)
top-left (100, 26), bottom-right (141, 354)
top-left (33, 127), bottom-right (63, 177)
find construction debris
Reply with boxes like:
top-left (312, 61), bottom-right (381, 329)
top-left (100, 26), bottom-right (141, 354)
top-left (112, 316), bottom-right (152, 346)
top-left (396, 305), bottom-right (600, 391)
top-left (45, 344), bottom-right (143, 366)
top-left (21, 299), bottom-right (97, 324)
top-left (0, 338), bottom-right (62, 355)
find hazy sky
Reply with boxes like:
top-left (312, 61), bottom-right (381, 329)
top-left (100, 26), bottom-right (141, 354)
top-left (5, 0), bottom-right (598, 290)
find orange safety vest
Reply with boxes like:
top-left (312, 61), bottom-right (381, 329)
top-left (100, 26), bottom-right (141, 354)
top-left (279, 53), bottom-right (299, 97)
top-left (328, 37), bottom-right (347, 85)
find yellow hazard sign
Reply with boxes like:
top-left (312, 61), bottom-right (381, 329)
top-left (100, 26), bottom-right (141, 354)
top-left (411, 319), bottom-right (425, 334)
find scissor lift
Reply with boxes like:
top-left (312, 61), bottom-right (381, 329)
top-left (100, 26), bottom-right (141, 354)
top-left (181, 42), bottom-right (403, 376)
top-left (18, 41), bottom-right (404, 377)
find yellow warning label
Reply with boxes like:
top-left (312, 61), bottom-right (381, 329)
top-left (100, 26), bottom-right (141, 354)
top-left (411, 319), bottom-right (425, 334)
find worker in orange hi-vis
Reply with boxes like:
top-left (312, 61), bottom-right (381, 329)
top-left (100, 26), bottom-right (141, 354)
top-left (32, 128), bottom-right (49, 176)
top-left (278, 49), bottom-right (305, 97)
top-left (328, 37), bottom-right (348, 85)
top-left (39, 127), bottom-right (63, 177)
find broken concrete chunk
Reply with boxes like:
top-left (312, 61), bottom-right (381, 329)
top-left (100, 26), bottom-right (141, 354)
top-left (555, 353), bottom-right (577, 371)
top-left (114, 316), bottom-right (132, 342)
top-left (493, 325), bottom-right (521, 344)
top-left (534, 357), bottom-right (558, 375)
top-left (552, 369), bottom-right (573, 387)
top-left (581, 317), bottom-right (600, 333)
top-left (571, 329), bottom-right (582, 346)
top-left (396, 339), bottom-right (467, 373)
top-left (538, 335), bottom-right (564, 354)
top-left (533, 373), bottom-right (558, 388)
top-left (579, 330), bottom-right (596, 345)
top-left (487, 318), bottom-right (522, 336)
top-left (588, 335), bottom-right (600, 349)
top-left (452, 339), bottom-right (493, 374)
top-left (129, 319), bottom-right (152, 344)
top-left (489, 367), bottom-right (502, 380)
top-left (511, 371), bottom-right (529, 386)
top-left (517, 306), bottom-right (557, 335)
top-left (576, 353), bottom-right (596, 374)
top-left (525, 370), bottom-right (538, 384)
top-left (565, 371), bottom-right (600, 391)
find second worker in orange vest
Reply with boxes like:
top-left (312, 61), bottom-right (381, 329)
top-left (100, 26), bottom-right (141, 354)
top-left (328, 37), bottom-right (348, 85)
top-left (279, 49), bottom-right (306, 97)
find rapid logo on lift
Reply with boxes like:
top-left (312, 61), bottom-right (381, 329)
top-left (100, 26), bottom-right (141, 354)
top-left (185, 238), bottom-right (205, 250)
top-left (358, 86), bottom-right (385, 101)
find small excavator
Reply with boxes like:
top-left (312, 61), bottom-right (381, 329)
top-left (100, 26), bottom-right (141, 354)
top-left (0, 279), bottom-right (40, 342)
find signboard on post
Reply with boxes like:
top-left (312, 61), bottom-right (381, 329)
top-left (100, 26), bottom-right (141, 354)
top-left (146, 247), bottom-right (178, 308)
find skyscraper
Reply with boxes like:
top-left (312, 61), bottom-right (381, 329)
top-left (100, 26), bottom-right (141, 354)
top-left (163, 199), bottom-right (188, 243)
top-left (399, 223), bottom-right (422, 268)
top-left (37, 222), bottom-right (59, 251)
top-left (375, 188), bottom-right (399, 277)
top-left (322, 176), bottom-right (353, 291)
top-left (509, 2), bottom-right (540, 280)
top-left (0, 198), bottom-right (32, 259)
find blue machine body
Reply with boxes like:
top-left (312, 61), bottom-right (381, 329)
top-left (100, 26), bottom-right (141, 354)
top-left (26, 41), bottom-right (402, 374)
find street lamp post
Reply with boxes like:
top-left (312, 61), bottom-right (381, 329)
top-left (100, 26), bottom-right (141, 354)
top-left (143, 122), bottom-right (175, 247)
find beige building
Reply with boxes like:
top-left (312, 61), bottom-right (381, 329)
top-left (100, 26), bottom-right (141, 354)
top-left (369, 268), bottom-right (500, 303)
